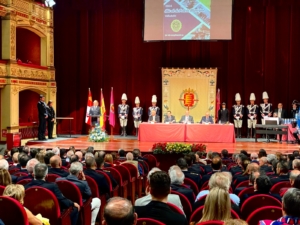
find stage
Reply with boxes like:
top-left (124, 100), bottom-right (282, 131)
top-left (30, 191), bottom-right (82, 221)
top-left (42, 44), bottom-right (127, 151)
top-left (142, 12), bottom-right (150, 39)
top-left (25, 135), bottom-right (300, 154)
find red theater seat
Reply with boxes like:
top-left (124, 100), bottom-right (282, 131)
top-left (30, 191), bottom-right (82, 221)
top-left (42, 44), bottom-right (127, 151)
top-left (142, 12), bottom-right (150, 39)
top-left (137, 218), bottom-right (165, 225)
top-left (246, 206), bottom-right (282, 225)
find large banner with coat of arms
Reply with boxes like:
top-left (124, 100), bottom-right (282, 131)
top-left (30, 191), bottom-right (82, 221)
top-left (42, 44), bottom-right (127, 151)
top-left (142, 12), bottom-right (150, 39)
top-left (162, 68), bottom-right (217, 122)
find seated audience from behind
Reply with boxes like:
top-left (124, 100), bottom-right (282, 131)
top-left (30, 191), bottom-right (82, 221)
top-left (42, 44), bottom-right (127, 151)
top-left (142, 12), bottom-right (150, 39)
top-left (103, 197), bottom-right (137, 225)
top-left (169, 165), bottom-right (194, 204)
top-left (66, 150), bottom-right (75, 163)
top-left (56, 162), bottom-right (101, 225)
top-left (134, 171), bottom-right (187, 225)
top-left (86, 146), bottom-right (94, 154)
top-left (221, 149), bottom-right (232, 161)
top-left (234, 162), bottom-right (259, 186)
top-left (0, 168), bottom-right (12, 186)
top-left (121, 152), bottom-right (142, 176)
top-left (135, 167), bottom-right (184, 213)
top-left (224, 219), bottom-right (248, 225)
top-left (84, 156), bottom-right (110, 196)
top-left (132, 149), bottom-right (148, 174)
top-left (205, 151), bottom-right (213, 162)
top-left (52, 147), bottom-right (60, 156)
top-left (17, 158), bottom-right (39, 182)
top-left (250, 153), bottom-right (259, 163)
top-left (43, 151), bottom-right (55, 166)
top-left (287, 154), bottom-right (295, 170)
top-left (30, 148), bottom-right (38, 159)
top-left (194, 172), bottom-right (240, 212)
top-left (7, 148), bottom-right (19, 163)
top-left (25, 163), bottom-right (79, 225)
top-left (292, 159), bottom-right (300, 170)
top-left (195, 151), bottom-right (207, 165)
top-left (104, 154), bottom-right (114, 167)
top-left (12, 152), bottom-right (20, 167)
top-left (240, 150), bottom-right (248, 157)
top-left (293, 151), bottom-right (300, 159)
top-left (35, 151), bottom-right (45, 164)
top-left (177, 157), bottom-right (201, 187)
top-left (59, 148), bottom-right (68, 166)
top-left (75, 150), bottom-right (83, 162)
top-left (202, 156), bottom-right (223, 184)
top-left (259, 188), bottom-right (300, 225)
top-left (48, 155), bottom-right (69, 177)
top-left (0, 158), bottom-right (17, 183)
top-left (118, 149), bottom-right (127, 160)
top-left (70, 155), bottom-right (79, 164)
top-left (259, 157), bottom-right (273, 173)
top-left (185, 152), bottom-right (202, 174)
top-left (267, 154), bottom-right (278, 172)
top-left (94, 156), bottom-right (118, 188)
top-left (197, 187), bottom-right (231, 223)
top-left (271, 161), bottom-right (290, 184)
top-left (230, 154), bottom-right (248, 175)
top-left (18, 153), bottom-right (30, 173)
top-left (235, 170), bottom-right (262, 196)
top-left (3, 184), bottom-right (43, 225)
top-left (258, 149), bottom-right (267, 158)
top-left (279, 170), bottom-right (300, 196)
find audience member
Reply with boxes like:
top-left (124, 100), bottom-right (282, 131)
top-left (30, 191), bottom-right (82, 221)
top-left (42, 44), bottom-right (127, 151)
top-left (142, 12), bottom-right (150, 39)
top-left (292, 159), bottom-right (300, 170)
top-left (234, 162), bottom-right (259, 186)
top-left (133, 149), bottom-right (148, 174)
top-left (52, 147), bottom-right (60, 156)
top-left (177, 158), bottom-right (201, 187)
top-left (35, 152), bottom-right (45, 164)
top-left (48, 155), bottom-right (69, 177)
top-left (202, 156), bottom-right (223, 184)
top-left (12, 152), bottom-right (20, 167)
top-left (280, 170), bottom-right (300, 196)
top-left (240, 150), bottom-right (248, 157)
top-left (118, 149), bottom-right (126, 160)
top-left (7, 148), bottom-right (19, 163)
top-left (60, 148), bottom-right (68, 166)
top-left (258, 149), bottom-right (267, 158)
top-left (18, 153), bottom-right (30, 173)
top-left (66, 150), bottom-right (75, 162)
top-left (0, 158), bottom-right (16, 183)
top-left (224, 219), bottom-right (248, 225)
top-left (135, 171), bottom-right (187, 225)
top-left (195, 151), bottom-right (207, 165)
top-left (94, 156), bottom-right (118, 188)
top-left (56, 162), bottom-right (101, 225)
top-left (287, 154), bottom-right (295, 170)
top-left (104, 154), bottom-right (114, 167)
top-left (259, 157), bottom-right (273, 173)
top-left (271, 161), bottom-right (289, 184)
top-left (121, 152), bottom-right (142, 176)
top-left (3, 184), bottom-right (43, 225)
top-left (30, 148), bottom-right (38, 159)
top-left (0, 168), bottom-right (12, 186)
top-left (135, 167), bottom-right (183, 213)
top-left (25, 163), bottom-right (79, 225)
top-left (70, 155), bottom-right (79, 163)
top-left (17, 158), bottom-right (39, 182)
top-left (75, 151), bottom-right (83, 162)
top-left (103, 197), bottom-right (137, 225)
top-left (250, 153), bottom-right (259, 163)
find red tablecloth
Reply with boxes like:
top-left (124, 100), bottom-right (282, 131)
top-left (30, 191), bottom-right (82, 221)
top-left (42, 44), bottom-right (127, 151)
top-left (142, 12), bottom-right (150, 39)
top-left (138, 123), bottom-right (186, 142)
top-left (278, 124), bottom-right (299, 141)
top-left (185, 124), bottom-right (236, 143)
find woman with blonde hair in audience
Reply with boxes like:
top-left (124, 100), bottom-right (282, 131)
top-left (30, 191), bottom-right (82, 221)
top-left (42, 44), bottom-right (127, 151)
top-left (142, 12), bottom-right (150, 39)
top-left (0, 169), bottom-right (12, 186)
top-left (35, 152), bottom-right (45, 163)
top-left (3, 184), bottom-right (43, 225)
top-left (199, 187), bottom-right (231, 222)
top-left (104, 153), bottom-right (114, 167)
top-left (224, 219), bottom-right (248, 225)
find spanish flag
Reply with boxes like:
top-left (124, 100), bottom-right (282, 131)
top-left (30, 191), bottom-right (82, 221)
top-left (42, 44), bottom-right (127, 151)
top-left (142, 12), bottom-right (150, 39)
top-left (85, 88), bottom-right (93, 125)
top-left (100, 89), bottom-right (106, 130)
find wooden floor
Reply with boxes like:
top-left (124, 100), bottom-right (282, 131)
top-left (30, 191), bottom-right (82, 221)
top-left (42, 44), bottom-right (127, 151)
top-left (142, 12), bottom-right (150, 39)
top-left (25, 136), bottom-right (300, 154)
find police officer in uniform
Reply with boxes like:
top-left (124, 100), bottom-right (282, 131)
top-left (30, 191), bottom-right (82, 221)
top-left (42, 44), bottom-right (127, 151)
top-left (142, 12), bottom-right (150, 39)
top-left (260, 91), bottom-right (272, 125)
top-left (132, 96), bottom-right (143, 136)
top-left (37, 94), bottom-right (48, 140)
top-left (246, 93), bottom-right (259, 138)
top-left (89, 100), bottom-right (101, 127)
top-left (232, 93), bottom-right (244, 138)
top-left (148, 95), bottom-right (160, 120)
top-left (47, 100), bottom-right (55, 139)
top-left (118, 93), bottom-right (129, 136)
top-left (217, 102), bottom-right (229, 124)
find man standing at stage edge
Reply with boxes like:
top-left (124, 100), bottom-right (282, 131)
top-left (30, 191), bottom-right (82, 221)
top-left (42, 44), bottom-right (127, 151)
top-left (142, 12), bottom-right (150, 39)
top-left (217, 102), bottom-right (229, 124)
top-left (118, 93), bottom-right (129, 136)
top-left (148, 95), bottom-right (160, 119)
top-left (247, 93), bottom-right (259, 138)
top-left (260, 91), bottom-right (272, 125)
top-left (232, 93), bottom-right (244, 138)
top-left (133, 96), bottom-right (143, 136)
top-left (37, 94), bottom-right (48, 140)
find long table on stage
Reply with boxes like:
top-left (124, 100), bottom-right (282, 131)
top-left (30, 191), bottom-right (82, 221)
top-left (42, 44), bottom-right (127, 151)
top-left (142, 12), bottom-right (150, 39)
top-left (138, 123), bottom-right (236, 143)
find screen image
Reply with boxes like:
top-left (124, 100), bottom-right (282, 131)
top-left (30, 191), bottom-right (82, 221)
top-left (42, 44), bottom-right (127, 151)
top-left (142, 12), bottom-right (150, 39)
top-left (144, 0), bottom-right (232, 41)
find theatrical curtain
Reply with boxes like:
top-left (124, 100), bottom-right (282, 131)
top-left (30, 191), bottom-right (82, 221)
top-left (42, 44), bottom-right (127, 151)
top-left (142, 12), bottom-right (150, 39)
top-left (54, 0), bottom-right (300, 135)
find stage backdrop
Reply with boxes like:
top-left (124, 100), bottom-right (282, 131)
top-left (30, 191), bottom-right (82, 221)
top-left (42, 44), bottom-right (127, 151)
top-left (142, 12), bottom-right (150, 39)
top-left (162, 68), bottom-right (217, 122)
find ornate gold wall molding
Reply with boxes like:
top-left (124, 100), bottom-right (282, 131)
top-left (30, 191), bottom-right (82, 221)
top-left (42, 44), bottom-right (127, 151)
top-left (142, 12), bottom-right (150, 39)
top-left (10, 64), bottom-right (52, 80)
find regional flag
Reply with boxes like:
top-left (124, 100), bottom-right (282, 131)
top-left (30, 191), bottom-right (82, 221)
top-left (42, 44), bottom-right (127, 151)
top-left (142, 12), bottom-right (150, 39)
top-left (216, 88), bottom-right (220, 119)
top-left (100, 89), bottom-right (106, 130)
top-left (85, 88), bottom-right (93, 124)
top-left (109, 87), bottom-right (115, 127)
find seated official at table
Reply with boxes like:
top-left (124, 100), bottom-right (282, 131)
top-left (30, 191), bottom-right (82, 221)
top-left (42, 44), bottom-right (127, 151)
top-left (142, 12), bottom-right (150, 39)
top-left (164, 110), bottom-right (176, 123)
top-left (200, 112), bottom-right (214, 124)
top-left (148, 110), bottom-right (160, 123)
top-left (179, 110), bottom-right (194, 124)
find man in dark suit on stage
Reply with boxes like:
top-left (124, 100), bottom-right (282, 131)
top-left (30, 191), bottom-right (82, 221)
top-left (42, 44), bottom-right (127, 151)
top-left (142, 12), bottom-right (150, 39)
top-left (273, 103), bottom-right (288, 119)
top-left (179, 110), bottom-right (194, 124)
top-left (89, 100), bottom-right (101, 126)
top-left (148, 110), bottom-right (160, 123)
top-left (37, 94), bottom-right (48, 140)
top-left (200, 112), bottom-right (214, 124)
top-left (47, 100), bottom-right (55, 139)
top-left (164, 110), bottom-right (176, 123)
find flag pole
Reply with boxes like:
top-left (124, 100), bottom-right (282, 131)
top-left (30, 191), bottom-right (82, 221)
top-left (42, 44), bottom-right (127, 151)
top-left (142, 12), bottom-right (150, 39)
top-left (110, 87), bottom-right (114, 140)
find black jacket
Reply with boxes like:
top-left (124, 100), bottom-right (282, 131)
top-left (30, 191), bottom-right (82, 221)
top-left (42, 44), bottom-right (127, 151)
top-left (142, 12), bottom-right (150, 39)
top-left (84, 168), bottom-right (110, 195)
top-left (48, 168), bottom-right (69, 177)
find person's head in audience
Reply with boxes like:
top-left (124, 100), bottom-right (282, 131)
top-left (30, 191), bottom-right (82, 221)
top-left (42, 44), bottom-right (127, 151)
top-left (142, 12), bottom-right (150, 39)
top-left (267, 154), bottom-right (277, 164)
top-left (222, 171), bottom-right (233, 184)
top-left (293, 151), bottom-right (300, 158)
top-left (10, 148), bottom-right (19, 158)
top-left (176, 158), bottom-right (188, 170)
top-left (50, 155), bottom-right (63, 169)
top-left (196, 151), bottom-right (205, 159)
top-left (258, 149), bottom-right (267, 158)
top-left (33, 163), bottom-right (48, 180)
top-left (195, 153), bottom-right (199, 162)
top-left (207, 151), bottom-right (213, 160)
top-left (67, 150), bottom-right (74, 160)
top-left (224, 219), bottom-right (248, 225)
top-left (44, 151), bottom-right (55, 165)
top-left (291, 173), bottom-right (300, 188)
top-left (26, 158), bottom-right (39, 175)
top-left (118, 149), bottom-right (126, 157)
top-left (52, 147), bottom-right (60, 156)
top-left (244, 163), bottom-right (259, 175)
top-left (30, 148), bottom-right (38, 159)
top-left (250, 153), bottom-right (258, 161)
top-left (132, 149), bottom-right (141, 159)
top-left (85, 156), bottom-right (97, 170)
top-left (276, 161), bottom-right (289, 175)
top-left (111, 152), bottom-right (117, 161)
top-left (0, 159), bottom-right (9, 170)
top-left (287, 154), bottom-right (295, 170)
top-left (145, 167), bottom-right (161, 194)
top-left (241, 159), bottom-right (250, 173)
top-left (60, 148), bottom-right (67, 159)
top-left (275, 152), bottom-right (282, 161)
top-left (103, 197), bottom-right (137, 225)
top-left (254, 175), bottom-right (272, 193)
top-left (149, 171), bottom-right (170, 201)
top-left (75, 151), bottom-right (83, 162)
top-left (282, 188), bottom-right (300, 219)
top-left (249, 171), bottom-right (261, 185)
top-left (208, 172), bottom-right (230, 191)
top-left (124, 152), bottom-right (133, 161)
top-left (184, 153), bottom-right (196, 166)
top-left (69, 146), bottom-right (76, 152)
top-left (95, 156), bottom-right (104, 169)
top-left (199, 187), bottom-right (231, 222)
top-left (35, 152), bottom-right (45, 163)
top-left (105, 154), bottom-right (114, 163)
top-left (69, 162), bottom-right (83, 177)
top-left (19, 153), bottom-right (30, 169)
top-left (292, 159), bottom-right (300, 170)
top-left (211, 156), bottom-right (222, 171)
top-left (99, 151), bottom-right (106, 158)
top-left (70, 155), bottom-right (79, 163)
top-left (211, 152), bottom-right (220, 159)
top-left (169, 165), bottom-right (185, 185)
top-left (259, 157), bottom-right (268, 166)
top-left (3, 184), bottom-right (25, 204)
top-left (221, 149), bottom-right (229, 158)
top-left (85, 152), bottom-right (94, 160)
top-left (86, 146), bottom-right (94, 154)
top-left (0, 168), bottom-right (12, 186)
top-left (240, 150), bottom-right (248, 157)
